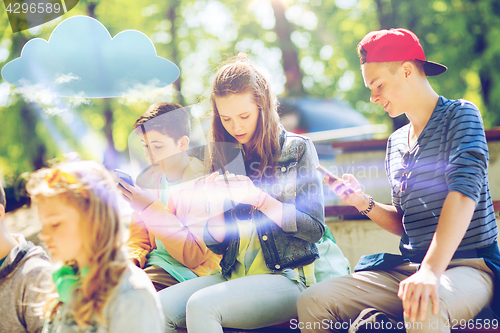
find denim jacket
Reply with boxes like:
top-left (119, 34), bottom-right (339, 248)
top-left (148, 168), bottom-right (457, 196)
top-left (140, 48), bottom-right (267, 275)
top-left (204, 127), bottom-right (326, 276)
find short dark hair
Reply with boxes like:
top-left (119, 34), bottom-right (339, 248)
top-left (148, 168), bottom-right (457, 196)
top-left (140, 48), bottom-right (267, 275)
top-left (133, 103), bottom-right (190, 141)
top-left (358, 45), bottom-right (367, 64)
top-left (358, 45), bottom-right (425, 75)
top-left (0, 185), bottom-right (5, 208)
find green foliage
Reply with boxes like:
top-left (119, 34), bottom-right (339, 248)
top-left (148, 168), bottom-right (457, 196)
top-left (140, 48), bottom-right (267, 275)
top-left (1, 0), bottom-right (500, 183)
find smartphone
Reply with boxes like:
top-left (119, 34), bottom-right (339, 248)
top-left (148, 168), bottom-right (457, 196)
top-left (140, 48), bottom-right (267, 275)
top-left (316, 165), bottom-right (341, 184)
top-left (215, 173), bottom-right (238, 181)
top-left (114, 169), bottom-right (134, 187)
top-left (316, 165), bottom-right (354, 194)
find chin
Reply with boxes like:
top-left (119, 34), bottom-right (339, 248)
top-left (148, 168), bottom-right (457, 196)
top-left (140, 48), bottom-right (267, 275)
top-left (387, 110), bottom-right (404, 118)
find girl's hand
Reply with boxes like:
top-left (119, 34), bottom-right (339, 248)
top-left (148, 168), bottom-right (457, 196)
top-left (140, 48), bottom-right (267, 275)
top-left (230, 175), bottom-right (261, 206)
top-left (117, 180), bottom-right (156, 212)
top-left (205, 172), bottom-right (260, 206)
top-left (327, 174), bottom-right (368, 211)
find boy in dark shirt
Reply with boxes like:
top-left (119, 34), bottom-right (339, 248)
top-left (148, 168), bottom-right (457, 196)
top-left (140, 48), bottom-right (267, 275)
top-left (0, 185), bottom-right (52, 333)
top-left (297, 28), bottom-right (500, 333)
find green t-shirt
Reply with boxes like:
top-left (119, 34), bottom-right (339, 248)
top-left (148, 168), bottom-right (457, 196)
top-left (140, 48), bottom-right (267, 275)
top-left (0, 256), bottom-right (6, 269)
top-left (146, 175), bottom-right (197, 282)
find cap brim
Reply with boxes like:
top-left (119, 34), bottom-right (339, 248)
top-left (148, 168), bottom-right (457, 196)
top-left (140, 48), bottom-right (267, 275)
top-left (423, 61), bottom-right (447, 76)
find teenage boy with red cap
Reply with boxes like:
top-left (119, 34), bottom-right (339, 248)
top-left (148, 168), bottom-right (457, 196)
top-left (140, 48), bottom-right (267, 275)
top-left (297, 28), bottom-right (500, 332)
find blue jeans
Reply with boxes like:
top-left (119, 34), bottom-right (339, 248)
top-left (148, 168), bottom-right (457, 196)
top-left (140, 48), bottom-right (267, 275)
top-left (158, 273), bottom-right (304, 333)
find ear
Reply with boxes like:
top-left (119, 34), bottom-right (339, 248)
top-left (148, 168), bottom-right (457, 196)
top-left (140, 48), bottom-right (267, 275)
top-left (401, 61), bottom-right (414, 79)
top-left (178, 135), bottom-right (190, 152)
top-left (0, 204), bottom-right (5, 224)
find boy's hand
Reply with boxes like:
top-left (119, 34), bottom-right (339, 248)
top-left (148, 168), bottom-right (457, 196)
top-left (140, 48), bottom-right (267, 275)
top-left (117, 180), bottom-right (156, 212)
top-left (327, 174), bottom-right (368, 210)
top-left (398, 268), bottom-right (440, 323)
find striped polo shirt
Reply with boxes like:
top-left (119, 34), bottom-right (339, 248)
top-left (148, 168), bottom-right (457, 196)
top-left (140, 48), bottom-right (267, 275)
top-left (385, 96), bottom-right (498, 258)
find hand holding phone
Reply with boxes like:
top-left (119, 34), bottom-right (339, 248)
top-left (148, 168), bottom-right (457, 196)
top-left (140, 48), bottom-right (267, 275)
top-left (316, 165), bottom-right (354, 195)
top-left (215, 173), bottom-right (238, 182)
top-left (316, 165), bottom-right (341, 184)
top-left (114, 169), bottom-right (134, 187)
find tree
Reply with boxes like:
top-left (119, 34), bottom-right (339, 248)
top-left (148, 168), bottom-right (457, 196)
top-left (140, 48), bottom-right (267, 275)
top-left (271, 0), bottom-right (305, 96)
top-left (168, 1), bottom-right (185, 106)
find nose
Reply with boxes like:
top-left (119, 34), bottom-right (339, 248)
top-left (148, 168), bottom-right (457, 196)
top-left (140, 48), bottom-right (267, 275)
top-left (370, 91), bottom-right (379, 104)
top-left (232, 119), bottom-right (242, 134)
top-left (38, 224), bottom-right (49, 243)
top-left (144, 148), bottom-right (156, 165)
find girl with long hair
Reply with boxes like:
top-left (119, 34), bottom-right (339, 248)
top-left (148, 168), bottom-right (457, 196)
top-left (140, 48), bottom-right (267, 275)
top-left (27, 160), bottom-right (164, 332)
top-left (158, 53), bottom-right (328, 332)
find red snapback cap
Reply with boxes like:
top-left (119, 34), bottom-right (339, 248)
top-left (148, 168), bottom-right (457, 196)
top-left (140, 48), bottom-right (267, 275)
top-left (358, 28), bottom-right (447, 76)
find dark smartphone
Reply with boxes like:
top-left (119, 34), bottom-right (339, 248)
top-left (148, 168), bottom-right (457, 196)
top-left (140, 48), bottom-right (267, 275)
top-left (114, 169), bottom-right (134, 187)
top-left (316, 165), bottom-right (354, 194)
top-left (316, 165), bottom-right (341, 184)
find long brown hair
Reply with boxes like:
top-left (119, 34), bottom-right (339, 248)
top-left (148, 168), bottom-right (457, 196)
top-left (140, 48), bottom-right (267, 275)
top-left (27, 160), bottom-right (127, 327)
top-left (210, 53), bottom-right (281, 181)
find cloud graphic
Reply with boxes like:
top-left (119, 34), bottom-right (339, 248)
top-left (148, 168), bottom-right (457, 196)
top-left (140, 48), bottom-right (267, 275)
top-left (55, 73), bottom-right (80, 84)
top-left (1, 15), bottom-right (180, 98)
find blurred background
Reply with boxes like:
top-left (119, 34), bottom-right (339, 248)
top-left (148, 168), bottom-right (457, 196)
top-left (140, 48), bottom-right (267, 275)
top-left (1, 0), bottom-right (500, 212)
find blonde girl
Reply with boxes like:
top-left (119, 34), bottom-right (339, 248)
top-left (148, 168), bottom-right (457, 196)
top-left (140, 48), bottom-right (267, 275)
top-left (27, 160), bottom-right (164, 332)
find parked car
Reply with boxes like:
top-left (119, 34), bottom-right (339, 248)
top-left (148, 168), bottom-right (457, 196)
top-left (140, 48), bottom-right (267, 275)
top-left (278, 97), bottom-right (371, 134)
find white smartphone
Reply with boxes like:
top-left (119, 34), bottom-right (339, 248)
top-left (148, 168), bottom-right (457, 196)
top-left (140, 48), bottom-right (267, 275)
top-left (215, 173), bottom-right (238, 181)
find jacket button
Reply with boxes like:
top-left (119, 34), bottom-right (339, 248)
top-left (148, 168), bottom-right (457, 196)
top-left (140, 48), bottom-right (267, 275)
top-left (262, 235), bottom-right (268, 241)
top-left (275, 264), bottom-right (281, 269)
top-left (281, 166), bottom-right (286, 172)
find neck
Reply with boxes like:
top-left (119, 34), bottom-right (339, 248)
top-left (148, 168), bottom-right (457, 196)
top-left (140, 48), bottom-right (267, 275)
top-left (0, 224), bottom-right (19, 260)
top-left (75, 254), bottom-right (89, 269)
top-left (162, 154), bottom-right (190, 182)
top-left (405, 79), bottom-right (439, 137)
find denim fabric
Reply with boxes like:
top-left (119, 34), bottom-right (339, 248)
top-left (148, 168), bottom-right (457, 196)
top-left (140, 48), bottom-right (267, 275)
top-left (204, 127), bottom-right (325, 275)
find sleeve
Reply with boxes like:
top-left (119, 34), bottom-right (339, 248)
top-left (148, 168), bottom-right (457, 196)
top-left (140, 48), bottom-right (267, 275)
top-left (280, 139), bottom-right (325, 243)
top-left (203, 199), bottom-right (236, 255)
top-left (109, 289), bottom-right (165, 333)
top-left (444, 101), bottom-right (489, 203)
top-left (19, 258), bottom-right (53, 333)
top-left (385, 135), bottom-right (402, 210)
top-left (127, 211), bottom-right (153, 268)
top-left (203, 222), bottom-right (228, 255)
top-left (140, 193), bottom-right (215, 270)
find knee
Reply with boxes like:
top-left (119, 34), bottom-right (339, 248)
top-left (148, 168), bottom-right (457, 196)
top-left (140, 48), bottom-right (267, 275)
top-left (404, 300), bottom-right (448, 332)
top-left (297, 283), bottom-right (338, 320)
top-left (297, 285), bottom-right (322, 311)
top-left (186, 290), bottom-right (219, 320)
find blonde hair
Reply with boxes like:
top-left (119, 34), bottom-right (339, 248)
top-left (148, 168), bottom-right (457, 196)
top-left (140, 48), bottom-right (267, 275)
top-left (210, 53), bottom-right (280, 181)
top-left (26, 160), bottom-right (127, 327)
